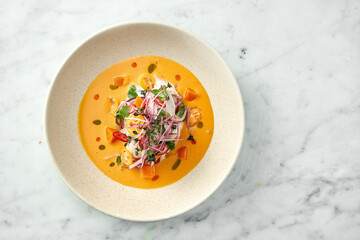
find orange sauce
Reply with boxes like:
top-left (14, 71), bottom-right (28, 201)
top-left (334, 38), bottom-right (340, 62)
top-left (78, 56), bottom-right (214, 189)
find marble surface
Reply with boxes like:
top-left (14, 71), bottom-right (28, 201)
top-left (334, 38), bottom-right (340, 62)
top-left (1, 0), bottom-right (360, 239)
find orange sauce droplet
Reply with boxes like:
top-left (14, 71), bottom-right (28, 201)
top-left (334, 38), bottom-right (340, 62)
top-left (131, 62), bottom-right (137, 68)
top-left (94, 94), bottom-right (99, 100)
top-left (96, 137), bottom-right (101, 142)
top-left (175, 75), bottom-right (181, 81)
top-left (152, 175), bottom-right (159, 181)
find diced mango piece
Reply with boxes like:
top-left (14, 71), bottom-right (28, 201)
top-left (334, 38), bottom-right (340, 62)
top-left (141, 165), bottom-right (155, 179)
top-left (188, 107), bottom-right (202, 127)
top-left (184, 88), bottom-right (198, 101)
top-left (139, 75), bottom-right (155, 90)
top-left (113, 75), bottom-right (129, 86)
top-left (177, 146), bottom-right (188, 160)
top-left (134, 96), bottom-right (144, 109)
top-left (106, 127), bottom-right (117, 143)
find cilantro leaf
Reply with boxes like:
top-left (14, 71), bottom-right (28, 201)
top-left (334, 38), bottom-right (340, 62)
top-left (165, 141), bottom-right (175, 150)
top-left (147, 150), bottom-right (154, 157)
top-left (140, 89), bottom-right (148, 96)
top-left (128, 85), bottom-right (138, 98)
top-left (116, 106), bottom-right (130, 120)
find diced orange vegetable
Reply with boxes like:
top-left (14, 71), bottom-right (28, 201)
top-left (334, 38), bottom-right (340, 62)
top-left (134, 96), bottom-right (144, 109)
top-left (106, 127), bottom-right (117, 143)
top-left (184, 88), bottom-right (198, 101)
top-left (113, 76), bottom-right (129, 86)
top-left (177, 146), bottom-right (188, 160)
top-left (189, 107), bottom-right (202, 127)
top-left (141, 165), bottom-right (155, 179)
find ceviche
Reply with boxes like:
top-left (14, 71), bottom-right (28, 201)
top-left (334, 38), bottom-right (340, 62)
top-left (78, 56), bottom-right (214, 189)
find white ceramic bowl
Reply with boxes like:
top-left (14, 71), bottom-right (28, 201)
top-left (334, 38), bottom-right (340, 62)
top-left (45, 22), bottom-right (245, 221)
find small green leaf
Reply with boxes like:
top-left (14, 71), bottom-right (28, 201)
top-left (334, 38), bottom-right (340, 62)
top-left (147, 149), bottom-right (154, 157)
top-left (99, 145), bottom-right (105, 150)
top-left (151, 85), bottom-right (168, 101)
top-left (165, 141), bottom-right (175, 150)
top-left (116, 106), bottom-right (130, 120)
top-left (148, 63), bottom-right (157, 73)
top-left (128, 85), bottom-right (138, 98)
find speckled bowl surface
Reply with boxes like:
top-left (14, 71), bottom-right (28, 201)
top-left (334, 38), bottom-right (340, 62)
top-left (44, 22), bottom-right (245, 221)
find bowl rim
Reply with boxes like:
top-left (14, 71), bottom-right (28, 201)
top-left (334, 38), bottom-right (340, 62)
top-left (44, 21), bottom-right (245, 221)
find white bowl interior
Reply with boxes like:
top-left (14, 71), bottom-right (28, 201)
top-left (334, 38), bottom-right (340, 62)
top-left (45, 22), bottom-right (244, 221)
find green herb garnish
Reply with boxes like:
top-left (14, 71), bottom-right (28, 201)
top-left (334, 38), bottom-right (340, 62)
top-left (151, 85), bottom-right (168, 101)
top-left (165, 141), bottom-right (175, 150)
top-left (147, 150), bottom-right (154, 157)
top-left (128, 85), bottom-right (138, 98)
top-left (116, 106), bottom-right (130, 120)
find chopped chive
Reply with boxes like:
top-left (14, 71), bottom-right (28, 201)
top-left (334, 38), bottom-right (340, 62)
top-left (93, 120), bottom-right (101, 125)
top-left (99, 145), bottom-right (105, 150)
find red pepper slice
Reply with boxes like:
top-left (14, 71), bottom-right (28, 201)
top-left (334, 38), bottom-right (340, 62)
top-left (113, 132), bottom-right (128, 142)
top-left (157, 145), bottom-right (169, 156)
top-left (154, 98), bottom-right (166, 107)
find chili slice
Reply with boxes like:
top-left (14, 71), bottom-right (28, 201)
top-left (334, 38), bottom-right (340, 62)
top-left (157, 145), bottom-right (169, 156)
top-left (113, 132), bottom-right (128, 142)
top-left (154, 98), bottom-right (166, 107)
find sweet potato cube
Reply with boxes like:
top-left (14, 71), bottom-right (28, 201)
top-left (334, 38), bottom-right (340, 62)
top-left (134, 96), bottom-right (144, 109)
top-left (113, 76), bottom-right (128, 86)
top-left (184, 88), bottom-right (198, 101)
top-left (141, 165), bottom-right (155, 179)
top-left (106, 127), bottom-right (117, 143)
top-left (177, 146), bottom-right (188, 160)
